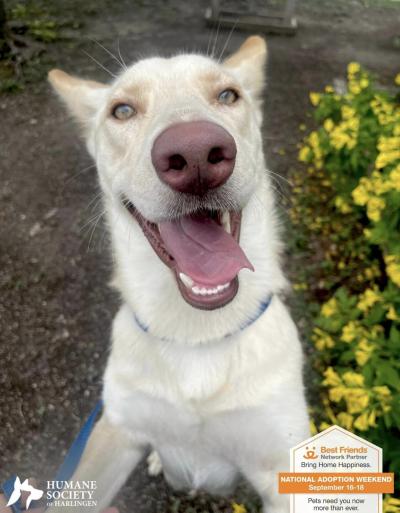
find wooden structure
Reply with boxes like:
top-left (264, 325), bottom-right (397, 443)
top-left (205, 0), bottom-right (298, 35)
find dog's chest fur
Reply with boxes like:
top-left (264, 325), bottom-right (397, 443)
top-left (102, 300), bottom-right (304, 493)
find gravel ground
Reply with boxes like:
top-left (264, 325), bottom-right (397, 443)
top-left (0, 0), bottom-right (399, 511)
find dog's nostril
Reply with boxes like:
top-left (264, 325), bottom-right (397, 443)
top-left (168, 154), bottom-right (187, 171)
top-left (208, 147), bottom-right (225, 165)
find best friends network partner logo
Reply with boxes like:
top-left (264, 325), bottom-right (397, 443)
top-left (7, 477), bottom-right (98, 509)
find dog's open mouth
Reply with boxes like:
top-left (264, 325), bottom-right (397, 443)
top-left (123, 200), bottom-right (254, 310)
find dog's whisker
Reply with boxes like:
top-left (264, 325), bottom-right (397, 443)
top-left (116, 38), bottom-right (128, 70)
top-left (89, 38), bottom-right (127, 71)
top-left (63, 163), bottom-right (97, 186)
top-left (267, 171), bottom-right (291, 199)
top-left (270, 185), bottom-right (289, 207)
top-left (217, 20), bottom-right (238, 63)
top-left (206, 17), bottom-right (218, 57)
top-left (264, 172), bottom-right (290, 202)
top-left (267, 169), bottom-right (293, 186)
top-left (82, 49), bottom-right (118, 78)
top-left (206, 32), bottom-right (212, 57)
top-left (80, 208), bottom-right (106, 233)
top-left (211, 20), bottom-right (221, 59)
top-left (86, 210), bottom-right (106, 251)
top-left (206, 16), bottom-right (220, 57)
top-left (270, 180), bottom-right (290, 207)
top-left (86, 191), bottom-right (104, 212)
top-left (89, 197), bottom-right (105, 214)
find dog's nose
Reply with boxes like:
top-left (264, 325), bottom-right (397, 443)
top-left (151, 121), bottom-right (236, 195)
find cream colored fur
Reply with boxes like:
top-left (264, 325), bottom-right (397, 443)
top-left (48, 36), bottom-right (309, 513)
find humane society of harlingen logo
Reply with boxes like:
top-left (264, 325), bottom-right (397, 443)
top-left (45, 480), bottom-right (97, 507)
top-left (7, 477), bottom-right (44, 509)
top-left (6, 476), bottom-right (98, 509)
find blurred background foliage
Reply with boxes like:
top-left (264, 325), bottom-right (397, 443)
top-left (0, 0), bottom-right (91, 91)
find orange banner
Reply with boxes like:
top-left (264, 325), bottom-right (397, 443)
top-left (279, 472), bottom-right (394, 494)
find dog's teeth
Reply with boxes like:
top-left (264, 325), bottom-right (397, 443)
top-left (219, 282), bottom-right (230, 291)
top-left (221, 211), bottom-right (231, 233)
top-left (191, 283), bottom-right (231, 296)
top-left (179, 272), bottom-right (194, 288)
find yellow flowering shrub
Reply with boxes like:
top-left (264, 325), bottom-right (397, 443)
top-left (384, 496), bottom-right (400, 513)
top-left (292, 63), bottom-right (400, 497)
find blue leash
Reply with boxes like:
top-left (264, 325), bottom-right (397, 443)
top-left (1, 400), bottom-right (102, 512)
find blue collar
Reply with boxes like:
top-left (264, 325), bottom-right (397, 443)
top-left (133, 294), bottom-right (273, 342)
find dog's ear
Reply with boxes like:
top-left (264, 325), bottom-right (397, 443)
top-left (223, 36), bottom-right (267, 98)
top-left (48, 69), bottom-right (108, 128)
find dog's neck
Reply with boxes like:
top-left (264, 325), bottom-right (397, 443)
top-left (131, 292), bottom-right (274, 343)
top-left (109, 174), bottom-right (287, 346)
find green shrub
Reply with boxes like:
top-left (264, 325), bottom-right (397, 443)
top-left (291, 64), bottom-right (400, 508)
top-left (10, 3), bottom-right (59, 42)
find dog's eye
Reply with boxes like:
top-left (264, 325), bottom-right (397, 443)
top-left (217, 88), bottom-right (239, 105)
top-left (111, 103), bottom-right (136, 120)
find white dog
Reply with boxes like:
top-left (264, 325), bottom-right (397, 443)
top-left (48, 36), bottom-right (309, 513)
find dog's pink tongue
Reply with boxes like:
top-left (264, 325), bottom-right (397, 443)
top-left (159, 216), bottom-right (254, 287)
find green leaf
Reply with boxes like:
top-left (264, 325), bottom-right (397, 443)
top-left (376, 361), bottom-right (400, 391)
